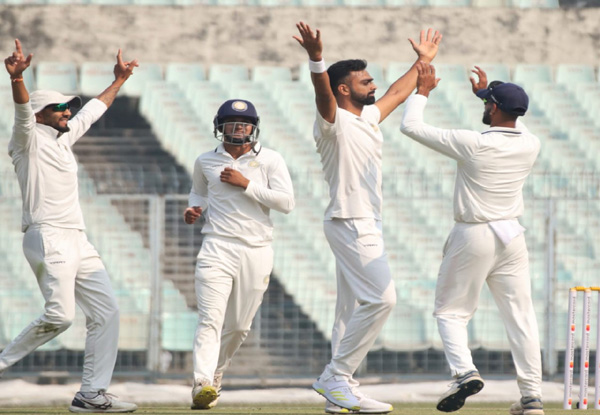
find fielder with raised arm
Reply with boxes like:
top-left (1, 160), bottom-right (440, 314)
top-left (294, 22), bottom-right (442, 414)
top-left (400, 64), bottom-right (543, 415)
top-left (183, 99), bottom-right (295, 410)
top-left (1, 40), bottom-right (138, 413)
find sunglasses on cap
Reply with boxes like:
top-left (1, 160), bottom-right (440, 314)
top-left (46, 103), bottom-right (70, 112)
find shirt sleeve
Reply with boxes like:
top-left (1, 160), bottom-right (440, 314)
top-left (188, 157), bottom-right (209, 210)
top-left (64, 98), bottom-right (108, 146)
top-left (10, 102), bottom-right (37, 153)
top-left (244, 152), bottom-right (295, 214)
top-left (400, 94), bottom-right (481, 162)
top-left (314, 108), bottom-right (337, 139)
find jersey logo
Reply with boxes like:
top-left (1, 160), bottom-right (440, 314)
top-left (370, 123), bottom-right (379, 132)
top-left (249, 161), bottom-right (260, 168)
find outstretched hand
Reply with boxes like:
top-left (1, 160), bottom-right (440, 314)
top-left (114, 49), bottom-right (138, 83)
top-left (293, 21), bottom-right (323, 61)
top-left (415, 61), bottom-right (440, 97)
top-left (470, 65), bottom-right (488, 95)
top-left (5, 39), bottom-right (33, 79)
top-left (408, 29), bottom-right (443, 63)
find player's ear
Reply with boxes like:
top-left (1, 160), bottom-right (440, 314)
top-left (338, 83), bottom-right (350, 97)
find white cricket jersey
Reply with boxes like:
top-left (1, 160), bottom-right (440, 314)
top-left (401, 94), bottom-right (540, 223)
top-left (314, 105), bottom-right (383, 220)
top-left (8, 99), bottom-right (108, 232)
top-left (188, 142), bottom-right (295, 247)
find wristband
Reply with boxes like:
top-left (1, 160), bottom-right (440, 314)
top-left (11, 77), bottom-right (23, 83)
top-left (309, 59), bottom-right (326, 74)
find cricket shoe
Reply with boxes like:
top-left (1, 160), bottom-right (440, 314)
top-left (436, 370), bottom-right (484, 412)
top-left (325, 394), bottom-right (393, 414)
top-left (209, 372), bottom-right (223, 409)
top-left (352, 388), bottom-right (393, 414)
top-left (313, 376), bottom-right (361, 411)
top-left (509, 396), bottom-right (544, 415)
top-left (191, 378), bottom-right (218, 410)
top-left (69, 391), bottom-right (137, 413)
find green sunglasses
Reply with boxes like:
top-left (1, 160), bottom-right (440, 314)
top-left (48, 103), bottom-right (70, 112)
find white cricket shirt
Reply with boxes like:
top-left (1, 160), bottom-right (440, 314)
top-left (400, 94), bottom-right (540, 223)
top-left (314, 105), bottom-right (383, 220)
top-left (188, 142), bottom-right (295, 247)
top-left (9, 99), bottom-right (108, 232)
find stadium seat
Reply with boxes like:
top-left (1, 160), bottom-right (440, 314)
top-left (121, 63), bottom-right (163, 97)
top-left (509, 0), bottom-right (559, 7)
top-left (343, 0), bottom-right (384, 5)
top-left (35, 62), bottom-right (78, 95)
top-left (80, 62), bottom-right (116, 97)
top-left (133, 0), bottom-right (175, 4)
top-left (427, 0), bottom-right (470, 5)
top-left (165, 63), bottom-right (206, 89)
top-left (251, 66), bottom-right (292, 84)
top-left (384, 0), bottom-right (426, 4)
top-left (299, 0), bottom-right (341, 4)
top-left (470, 63), bottom-right (511, 82)
top-left (386, 62), bottom-right (413, 84)
top-left (208, 64), bottom-right (249, 85)
top-left (555, 64), bottom-right (596, 90)
top-left (256, 0), bottom-right (298, 4)
top-left (513, 64), bottom-right (553, 89)
top-left (434, 63), bottom-right (468, 83)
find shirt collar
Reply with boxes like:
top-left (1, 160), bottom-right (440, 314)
top-left (482, 126), bottom-right (522, 135)
top-left (214, 141), bottom-right (262, 157)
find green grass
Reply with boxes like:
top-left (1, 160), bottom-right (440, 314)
top-left (0, 402), bottom-right (586, 415)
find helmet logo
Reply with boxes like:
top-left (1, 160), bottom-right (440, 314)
top-left (231, 101), bottom-right (248, 112)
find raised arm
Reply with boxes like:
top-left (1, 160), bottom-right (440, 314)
top-left (95, 49), bottom-right (138, 108)
top-left (5, 39), bottom-right (33, 105)
top-left (376, 29), bottom-right (442, 122)
top-left (294, 21), bottom-right (336, 123)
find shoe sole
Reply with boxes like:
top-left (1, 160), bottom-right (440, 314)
top-left (192, 386), bottom-right (218, 410)
top-left (69, 406), bottom-right (137, 413)
top-left (436, 379), bottom-right (484, 412)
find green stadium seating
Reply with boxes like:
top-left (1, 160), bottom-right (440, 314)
top-left (35, 62), bottom-right (78, 95)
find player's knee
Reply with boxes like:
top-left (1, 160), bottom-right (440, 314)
top-left (37, 318), bottom-right (72, 335)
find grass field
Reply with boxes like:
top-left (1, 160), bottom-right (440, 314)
top-left (0, 402), bottom-right (584, 415)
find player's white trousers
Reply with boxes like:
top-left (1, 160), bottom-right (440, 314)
top-left (0, 225), bottom-right (119, 392)
top-left (322, 218), bottom-right (396, 380)
top-left (193, 236), bottom-right (273, 383)
top-left (434, 222), bottom-right (542, 398)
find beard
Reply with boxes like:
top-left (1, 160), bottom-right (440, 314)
top-left (351, 91), bottom-right (376, 106)
top-left (482, 108), bottom-right (492, 125)
top-left (56, 125), bottom-right (70, 133)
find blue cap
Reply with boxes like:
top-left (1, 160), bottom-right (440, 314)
top-left (475, 82), bottom-right (529, 116)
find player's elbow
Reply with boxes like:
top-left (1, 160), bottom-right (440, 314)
top-left (280, 197), bottom-right (295, 214)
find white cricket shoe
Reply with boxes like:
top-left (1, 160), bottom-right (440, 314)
top-left (191, 378), bottom-right (218, 410)
top-left (313, 376), bottom-right (361, 411)
top-left (69, 391), bottom-right (137, 413)
top-left (436, 370), bottom-right (484, 412)
top-left (509, 396), bottom-right (544, 415)
top-left (209, 372), bottom-right (223, 409)
top-left (352, 388), bottom-right (393, 414)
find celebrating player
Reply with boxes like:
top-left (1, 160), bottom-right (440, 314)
top-left (1, 39), bottom-right (138, 413)
top-left (183, 99), bottom-right (295, 410)
top-left (400, 64), bottom-right (543, 415)
top-left (294, 22), bottom-right (442, 414)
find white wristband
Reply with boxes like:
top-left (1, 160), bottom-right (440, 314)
top-left (309, 59), bottom-right (326, 74)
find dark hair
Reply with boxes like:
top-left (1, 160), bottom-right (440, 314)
top-left (327, 59), bottom-right (368, 96)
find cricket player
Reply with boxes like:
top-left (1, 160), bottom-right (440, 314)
top-left (294, 22), bottom-right (442, 414)
top-left (1, 40), bottom-right (138, 413)
top-left (400, 63), bottom-right (543, 415)
top-left (183, 99), bottom-right (295, 410)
